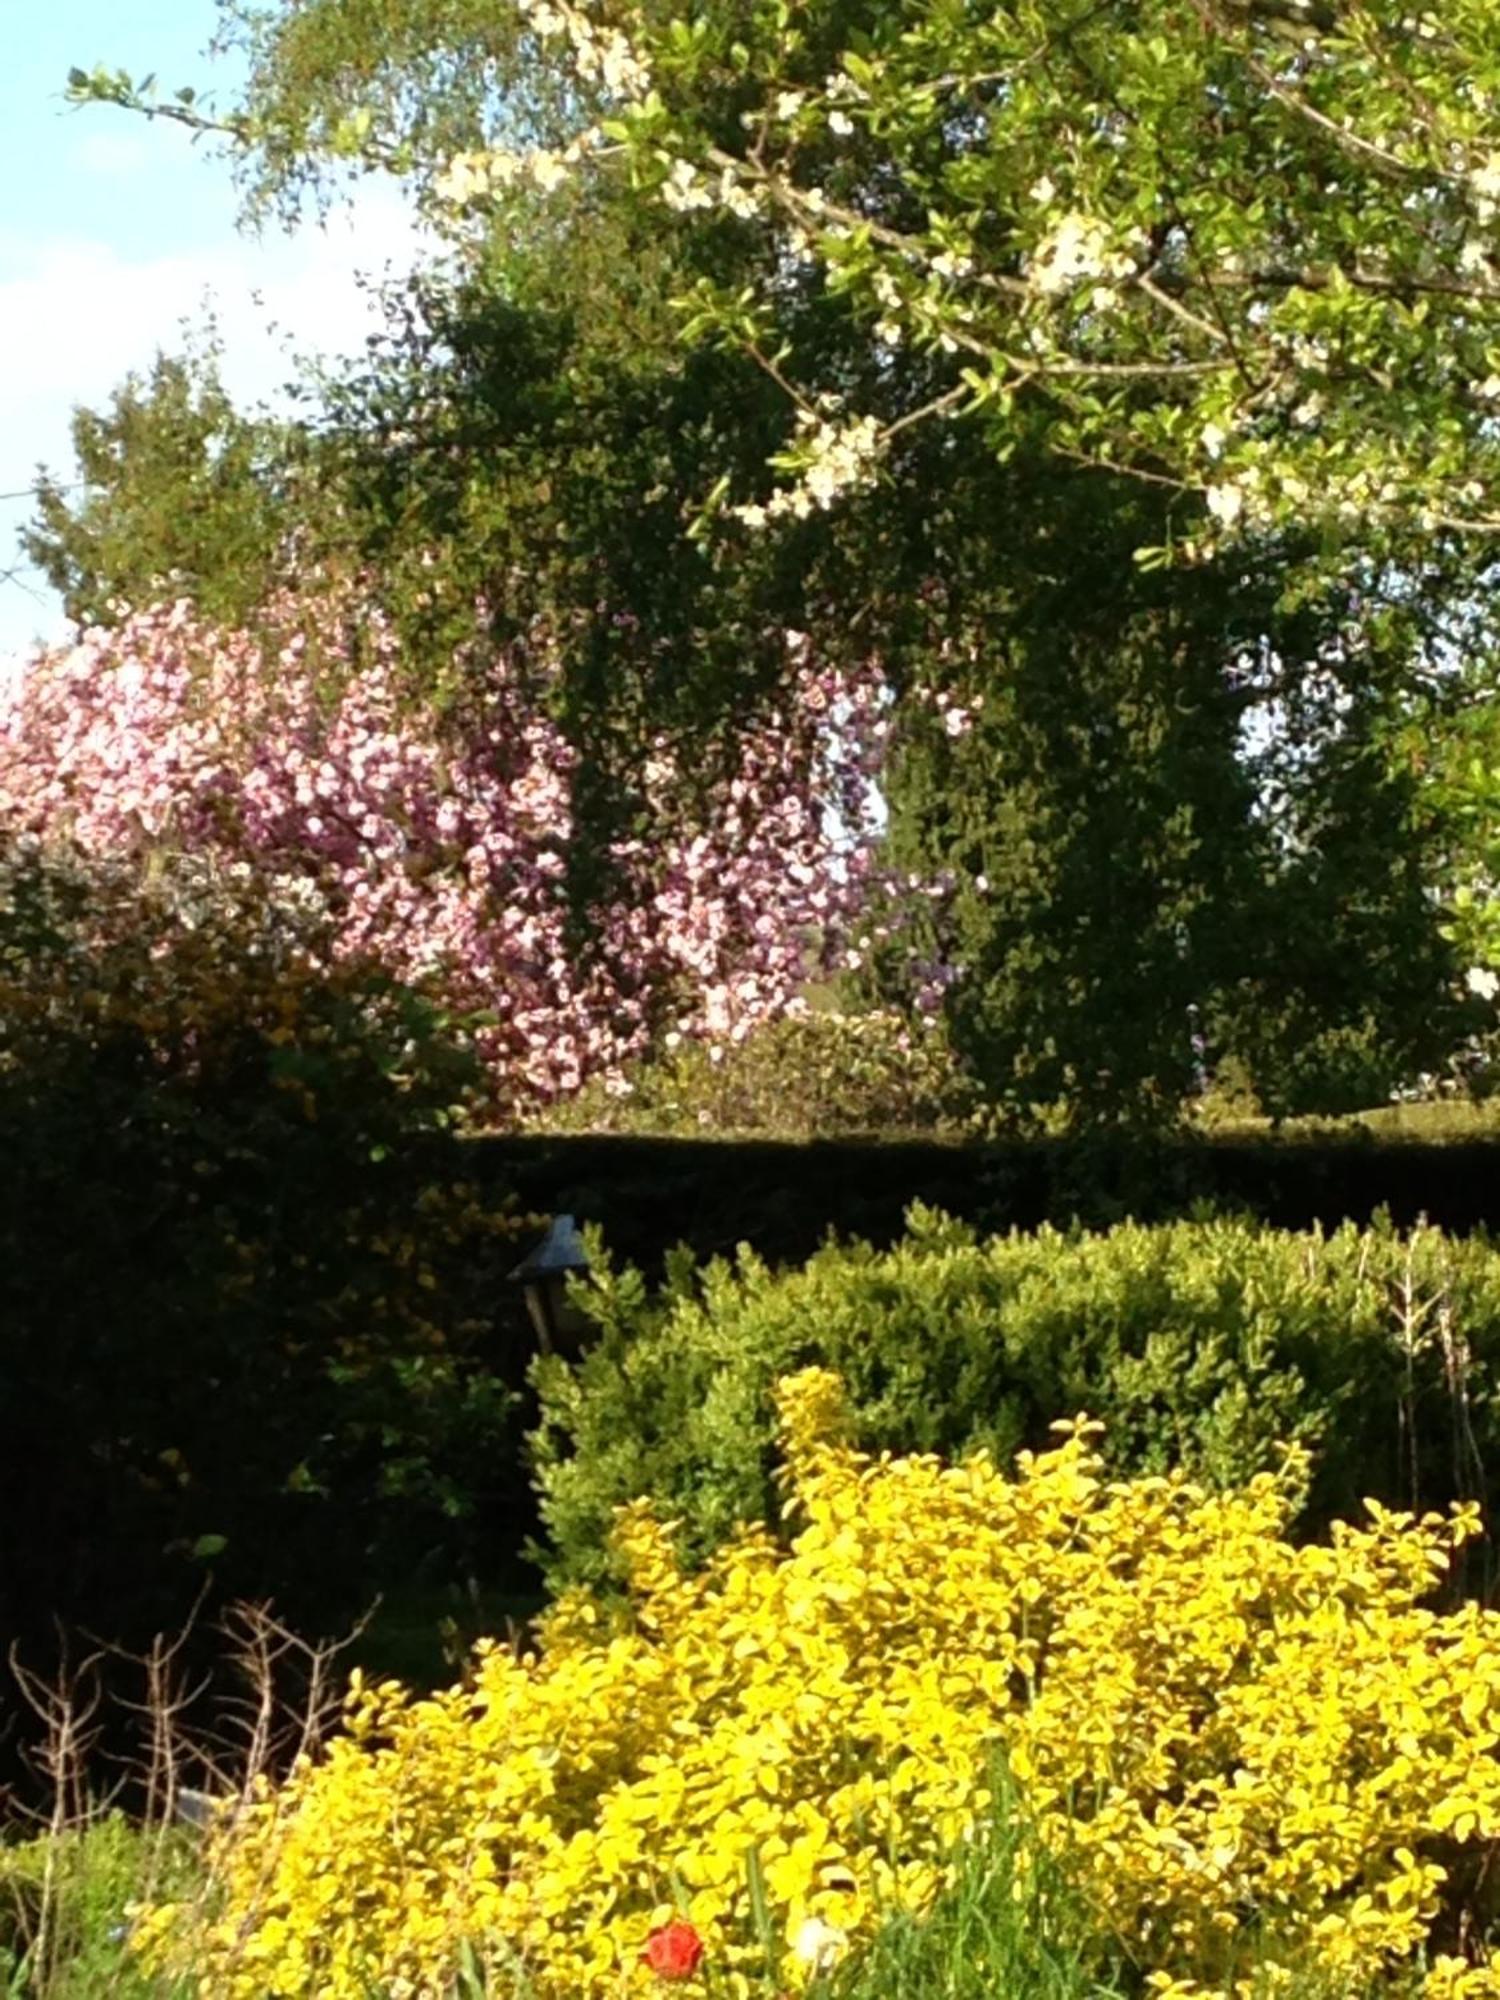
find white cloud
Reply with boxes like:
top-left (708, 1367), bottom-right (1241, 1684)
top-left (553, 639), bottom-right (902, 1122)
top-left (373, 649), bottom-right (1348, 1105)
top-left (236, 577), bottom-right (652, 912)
top-left (1, 191), bottom-right (427, 441)
top-left (0, 189), bottom-right (433, 658)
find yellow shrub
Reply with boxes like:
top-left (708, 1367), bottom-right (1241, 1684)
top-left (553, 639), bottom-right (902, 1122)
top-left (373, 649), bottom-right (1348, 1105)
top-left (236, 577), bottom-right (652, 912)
top-left (137, 1370), bottom-right (1500, 1999)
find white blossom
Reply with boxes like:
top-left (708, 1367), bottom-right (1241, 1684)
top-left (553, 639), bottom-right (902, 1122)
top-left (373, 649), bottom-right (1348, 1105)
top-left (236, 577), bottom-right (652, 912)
top-left (1030, 212), bottom-right (1135, 295)
top-left (434, 153), bottom-right (487, 204)
top-left (661, 157), bottom-right (713, 211)
top-left (529, 149), bottom-right (569, 193)
top-left (717, 167), bottom-right (763, 219)
top-left (800, 411), bottom-right (882, 507)
top-left (1206, 481), bottom-right (1246, 526)
top-left (600, 30), bottom-right (651, 94)
top-left (1472, 153), bottom-right (1500, 224)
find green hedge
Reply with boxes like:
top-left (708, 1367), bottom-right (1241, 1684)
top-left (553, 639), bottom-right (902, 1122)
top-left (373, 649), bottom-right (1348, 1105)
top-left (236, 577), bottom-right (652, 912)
top-left (465, 1127), bottom-right (1500, 1281)
top-left (529, 1207), bottom-right (1500, 1592)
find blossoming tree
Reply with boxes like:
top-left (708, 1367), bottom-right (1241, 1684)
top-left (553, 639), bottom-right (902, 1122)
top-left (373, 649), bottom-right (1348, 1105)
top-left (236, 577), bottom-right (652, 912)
top-left (458, 0), bottom-right (1500, 548)
top-left (75, 0), bottom-right (1500, 547)
top-left (0, 595), bottom-right (887, 1111)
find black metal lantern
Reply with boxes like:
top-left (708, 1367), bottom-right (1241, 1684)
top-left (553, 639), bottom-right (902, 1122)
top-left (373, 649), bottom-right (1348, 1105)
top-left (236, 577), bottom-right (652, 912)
top-left (509, 1213), bottom-right (592, 1352)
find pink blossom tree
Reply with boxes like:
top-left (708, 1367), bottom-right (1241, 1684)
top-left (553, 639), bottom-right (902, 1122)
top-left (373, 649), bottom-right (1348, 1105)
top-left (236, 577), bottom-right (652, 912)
top-left (0, 595), bottom-right (888, 1114)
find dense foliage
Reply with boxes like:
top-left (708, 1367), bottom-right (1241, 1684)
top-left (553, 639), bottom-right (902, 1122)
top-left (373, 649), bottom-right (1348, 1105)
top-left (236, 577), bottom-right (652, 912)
top-left (135, 1370), bottom-right (1500, 1997)
top-left (852, 458), bottom-right (1475, 1123)
top-left (22, 347), bottom-right (292, 636)
top-left (0, 835), bottom-right (527, 1648)
top-left (531, 1208), bottom-right (1500, 1591)
top-left (102, 0), bottom-right (1500, 551)
top-left (415, 0), bottom-right (1500, 554)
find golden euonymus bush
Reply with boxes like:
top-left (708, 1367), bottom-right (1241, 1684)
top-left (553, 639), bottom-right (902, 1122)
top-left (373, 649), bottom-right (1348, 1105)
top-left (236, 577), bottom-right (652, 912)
top-left (137, 1370), bottom-right (1500, 1999)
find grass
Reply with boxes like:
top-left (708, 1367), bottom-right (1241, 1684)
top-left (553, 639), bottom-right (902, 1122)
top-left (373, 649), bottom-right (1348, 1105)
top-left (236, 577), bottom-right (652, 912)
top-left (0, 1817), bottom-right (197, 1999)
top-left (822, 1797), bottom-right (1128, 2000)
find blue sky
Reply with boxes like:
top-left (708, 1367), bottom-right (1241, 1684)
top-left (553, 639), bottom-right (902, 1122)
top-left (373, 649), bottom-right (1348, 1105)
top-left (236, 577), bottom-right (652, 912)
top-left (1, 1), bottom-right (424, 657)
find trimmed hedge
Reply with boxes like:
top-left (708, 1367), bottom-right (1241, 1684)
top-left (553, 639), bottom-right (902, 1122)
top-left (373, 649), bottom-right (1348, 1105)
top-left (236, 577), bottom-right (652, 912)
top-left (465, 1126), bottom-right (1500, 1280)
top-left (530, 1206), bottom-right (1500, 1592)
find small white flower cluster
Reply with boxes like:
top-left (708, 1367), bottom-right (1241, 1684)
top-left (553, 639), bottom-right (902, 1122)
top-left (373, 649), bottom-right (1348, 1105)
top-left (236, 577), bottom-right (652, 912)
top-left (871, 267), bottom-right (905, 347)
top-left (1205, 481), bottom-right (1247, 527)
top-left (659, 155), bottom-right (766, 219)
top-left (1029, 212), bottom-right (1138, 297)
top-left (521, 0), bottom-right (652, 97)
top-left (734, 411), bottom-right (883, 527)
top-left (930, 246), bottom-right (975, 282)
top-left (1203, 448), bottom-right (1469, 535)
top-left (660, 157), bottom-right (713, 212)
top-left (1204, 457), bottom-right (1303, 531)
top-left (435, 146), bottom-right (579, 201)
top-left (433, 0), bottom-right (651, 206)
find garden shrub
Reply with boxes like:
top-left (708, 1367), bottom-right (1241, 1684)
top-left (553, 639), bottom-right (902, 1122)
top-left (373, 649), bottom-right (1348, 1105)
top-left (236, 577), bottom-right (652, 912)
top-left (0, 835), bottom-right (530, 1653)
top-left (530, 1205), bottom-right (1500, 1592)
top-left (136, 1371), bottom-right (1500, 1998)
top-left (535, 1009), bottom-right (980, 1139)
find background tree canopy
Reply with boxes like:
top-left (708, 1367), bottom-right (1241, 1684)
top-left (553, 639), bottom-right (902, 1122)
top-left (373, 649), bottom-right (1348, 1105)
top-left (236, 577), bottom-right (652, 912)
top-left (32, 0), bottom-right (1500, 1124)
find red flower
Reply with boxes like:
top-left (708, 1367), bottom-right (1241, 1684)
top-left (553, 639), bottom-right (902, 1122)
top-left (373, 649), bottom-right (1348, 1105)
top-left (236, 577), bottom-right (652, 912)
top-left (642, 1919), bottom-right (705, 1980)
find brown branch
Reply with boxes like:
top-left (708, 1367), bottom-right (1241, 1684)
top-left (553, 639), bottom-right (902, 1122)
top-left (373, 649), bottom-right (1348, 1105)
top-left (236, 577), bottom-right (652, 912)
top-left (1208, 262), bottom-right (1500, 303)
top-left (1195, 0), bottom-right (1436, 185)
